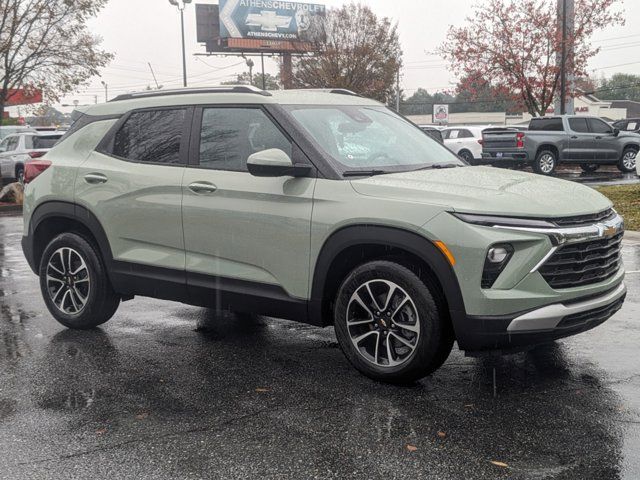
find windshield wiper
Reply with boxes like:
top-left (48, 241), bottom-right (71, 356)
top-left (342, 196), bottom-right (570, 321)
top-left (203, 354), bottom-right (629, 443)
top-left (415, 163), bottom-right (463, 171)
top-left (342, 169), bottom-right (388, 177)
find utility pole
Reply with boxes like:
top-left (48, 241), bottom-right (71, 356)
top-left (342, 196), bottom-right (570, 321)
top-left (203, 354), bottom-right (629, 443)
top-left (556, 0), bottom-right (575, 115)
top-left (282, 53), bottom-right (293, 89)
top-left (148, 62), bottom-right (160, 89)
top-left (101, 81), bottom-right (108, 102)
top-left (261, 53), bottom-right (266, 90)
top-left (169, 0), bottom-right (192, 87)
top-left (246, 58), bottom-right (255, 86)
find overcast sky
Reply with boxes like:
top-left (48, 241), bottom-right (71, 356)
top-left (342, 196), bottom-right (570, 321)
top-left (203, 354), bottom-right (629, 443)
top-left (54, 0), bottom-right (640, 111)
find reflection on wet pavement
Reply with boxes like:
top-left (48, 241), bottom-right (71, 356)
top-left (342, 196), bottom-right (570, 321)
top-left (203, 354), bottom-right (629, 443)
top-left (0, 214), bottom-right (639, 479)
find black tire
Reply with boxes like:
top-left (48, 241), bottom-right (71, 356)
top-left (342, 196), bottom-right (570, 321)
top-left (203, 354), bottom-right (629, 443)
top-left (580, 163), bottom-right (600, 173)
top-left (532, 149), bottom-right (557, 175)
top-left (618, 148), bottom-right (637, 173)
top-left (39, 233), bottom-right (120, 330)
top-left (333, 260), bottom-right (454, 384)
top-left (458, 150), bottom-right (474, 164)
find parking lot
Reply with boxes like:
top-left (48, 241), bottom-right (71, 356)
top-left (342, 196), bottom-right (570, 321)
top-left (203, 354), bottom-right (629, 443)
top-left (0, 212), bottom-right (639, 479)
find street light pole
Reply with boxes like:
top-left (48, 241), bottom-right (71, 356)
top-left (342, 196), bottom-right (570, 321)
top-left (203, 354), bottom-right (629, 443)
top-left (169, 0), bottom-right (192, 87)
top-left (101, 81), bottom-right (108, 102)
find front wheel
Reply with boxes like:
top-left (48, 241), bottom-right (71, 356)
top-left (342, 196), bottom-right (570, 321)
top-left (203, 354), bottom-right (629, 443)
top-left (333, 260), bottom-right (454, 384)
top-left (618, 148), bottom-right (637, 173)
top-left (39, 233), bottom-right (120, 330)
top-left (580, 163), bottom-right (600, 173)
top-left (533, 150), bottom-right (557, 175)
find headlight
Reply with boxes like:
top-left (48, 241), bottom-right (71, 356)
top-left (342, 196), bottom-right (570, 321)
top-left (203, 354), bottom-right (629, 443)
top-left (482, 244), bottom-right (514, 289)
top-left (452, 213), bottom-right (556, 228)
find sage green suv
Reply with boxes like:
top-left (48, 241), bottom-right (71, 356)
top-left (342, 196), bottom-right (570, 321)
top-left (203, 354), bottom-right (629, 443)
top-left (21, 87), bottom-right (627, 383)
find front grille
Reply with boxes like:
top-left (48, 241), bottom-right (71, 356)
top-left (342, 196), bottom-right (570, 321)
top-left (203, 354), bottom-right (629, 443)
top-left (551, 208), bottom-right (616, 228)
top-left (539, 232), bottom-right (623, 289)
top-left (557, 297), bottom-right (625, 329)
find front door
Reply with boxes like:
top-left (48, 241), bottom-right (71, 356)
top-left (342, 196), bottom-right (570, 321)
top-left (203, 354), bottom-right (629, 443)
top-left (182, 106), bottom-right (316, 307)
top-left (588, 118), bottom-right (618, 161)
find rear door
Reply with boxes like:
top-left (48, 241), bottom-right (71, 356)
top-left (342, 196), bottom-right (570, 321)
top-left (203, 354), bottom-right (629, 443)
top-left (588, 118), bottom-right (618, 161)
top-left (567, 117), bottom-right (594, 162)
top-left (75, 107), bottom-right (190, 284)
top-left (0, 135), bottom-right (20, 178)
top-left (181, 105), bottom-right (316, 303)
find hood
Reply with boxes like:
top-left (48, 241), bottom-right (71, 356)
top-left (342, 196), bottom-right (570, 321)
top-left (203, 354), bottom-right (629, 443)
top-left (350, 166), bottom-right (612, 218)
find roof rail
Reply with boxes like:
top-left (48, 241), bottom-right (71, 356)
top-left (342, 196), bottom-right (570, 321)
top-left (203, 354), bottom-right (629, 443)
top-left (109, 85), bottom-right (272, 102)
top-left (328, 89), bottom-right (361, 97)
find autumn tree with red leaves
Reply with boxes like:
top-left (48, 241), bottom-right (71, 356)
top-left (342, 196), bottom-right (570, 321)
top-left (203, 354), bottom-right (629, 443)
top-left (439, 0), bottom-right (624, 116)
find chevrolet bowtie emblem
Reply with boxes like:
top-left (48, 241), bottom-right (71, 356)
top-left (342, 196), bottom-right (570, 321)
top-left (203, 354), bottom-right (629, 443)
top-left (603, 225), bottom-right (618, 237)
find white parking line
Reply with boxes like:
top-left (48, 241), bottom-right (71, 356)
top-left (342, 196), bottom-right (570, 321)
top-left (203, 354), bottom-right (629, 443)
top-left (626, 271), bottom-right (640, 274)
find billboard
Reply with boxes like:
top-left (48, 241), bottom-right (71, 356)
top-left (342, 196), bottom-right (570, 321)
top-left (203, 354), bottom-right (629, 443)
top-left (219, 0), bottom-right (326, 43)
top-left (433, 104), bottom-right (449, 124)
top-left (5, 88), bottom-right (43, 107)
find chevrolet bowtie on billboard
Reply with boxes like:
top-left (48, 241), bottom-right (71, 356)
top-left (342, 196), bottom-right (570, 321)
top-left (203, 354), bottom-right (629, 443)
top-left (219, 0), bottom-right (326, 42)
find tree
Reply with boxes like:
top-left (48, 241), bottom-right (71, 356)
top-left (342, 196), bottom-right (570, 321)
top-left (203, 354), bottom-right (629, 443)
top-left (439, 0), bottom-right (624, 116)
top-left (597, 73), bottom-right (640, 101)
top-left (453, 75), bottom-right (523, 114)
top-left (288, 3), bottom-right (402, 103)
top-left (222, 72), bottom-right (281, 90)
top-left (0, 0), bottom-right (113, 119)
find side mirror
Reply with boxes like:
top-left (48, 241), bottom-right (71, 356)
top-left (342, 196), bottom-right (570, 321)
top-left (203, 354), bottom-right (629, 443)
top-left (247, 149), bottom-right (312, 178)
top-left (613, 128), bottom-right (620, 137)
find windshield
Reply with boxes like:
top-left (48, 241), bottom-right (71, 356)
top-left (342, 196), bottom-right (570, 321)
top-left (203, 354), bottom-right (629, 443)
top-left (285, 105), bottom-right (463, 175)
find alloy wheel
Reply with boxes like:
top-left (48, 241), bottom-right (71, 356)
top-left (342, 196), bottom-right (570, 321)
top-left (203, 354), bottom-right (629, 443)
top-left (623, 151), bottom-right (637, 170)
top-left (346, 279), bottom-right (420, 368)
top-left (538, 154), bottom-right (555, 174)
top-left (46, 247), bottom-right (91, 315)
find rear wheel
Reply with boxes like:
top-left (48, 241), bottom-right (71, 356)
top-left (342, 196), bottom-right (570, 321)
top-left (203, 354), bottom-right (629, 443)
top-left (580, 163), bottom-right (600, 173)
top-left (39, 233), bottom-right (120, 330)
top-left (458, 150), bottom-right (474, 164)
top-left (618, 148), bottom-right (637, 173)
top-left (533, 150), bottom-right (557, 175)
top-left (333, 260), bottom-right (454, 384)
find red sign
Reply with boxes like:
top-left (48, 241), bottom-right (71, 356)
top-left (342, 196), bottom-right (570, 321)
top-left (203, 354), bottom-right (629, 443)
top-left (5, 88), bottom-right (43, 106)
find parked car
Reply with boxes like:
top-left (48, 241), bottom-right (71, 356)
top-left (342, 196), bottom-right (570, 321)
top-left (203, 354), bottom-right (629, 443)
top-left (418, 125), bottom-right (444, 144)
top-left (441, 126), bottom-right (497, 163)
top-left (481, 115), bottom-right (639, 175)
top-left (0, 132), bottom-right (63, 183)
top-left (0, 125), bottom-right (36, 141)
top-left (613, 118), bottom-right (640, 134)
top-left (21, 87), bottom-right (627, 383)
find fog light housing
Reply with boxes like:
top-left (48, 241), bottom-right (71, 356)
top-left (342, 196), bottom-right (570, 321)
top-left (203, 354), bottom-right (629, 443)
top-left (482, 244), bottom-right (514, 289)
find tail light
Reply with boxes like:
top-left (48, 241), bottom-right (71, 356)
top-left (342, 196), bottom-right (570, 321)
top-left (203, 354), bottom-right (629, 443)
top-left (28, 151), bottom-right (46, 159)
top-left (24, 160), bottom-right (52, 184)
top-left (477, 139), bottom-right (483, 145)
top-left (516, 132), bottom-right (525, 149)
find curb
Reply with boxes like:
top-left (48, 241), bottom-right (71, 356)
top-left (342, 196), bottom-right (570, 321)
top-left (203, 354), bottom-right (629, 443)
top-left (0, 204), bottom-right (22, 215)
top-left (624, 230), bottom-right (640, 244)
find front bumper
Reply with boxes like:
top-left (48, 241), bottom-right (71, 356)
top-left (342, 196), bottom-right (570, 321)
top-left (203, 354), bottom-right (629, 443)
top-left (456, 281), bottom-right (626, 352)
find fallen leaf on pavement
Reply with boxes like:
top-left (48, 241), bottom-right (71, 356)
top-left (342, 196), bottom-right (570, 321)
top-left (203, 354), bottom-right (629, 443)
top-left (406, 444), bottom-right (418, 452)
top-left (95, 428), bottom-right (107, 435)
top-left (490, 461), bottom-right (509, 468)
top-left (135, 412), bottom-right (149, 420)
top-left (437, 431), bottom-right (446, 439)
top-left (255, 388), bottom-right (269, 393)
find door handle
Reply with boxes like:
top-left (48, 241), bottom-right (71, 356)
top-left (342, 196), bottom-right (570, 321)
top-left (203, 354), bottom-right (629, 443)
top-left (84, 173), bottom-right (108, 184)
top-left (188, 181), bottom-right (217, 194)
top-left (570, 136), bottom-right (578, 139)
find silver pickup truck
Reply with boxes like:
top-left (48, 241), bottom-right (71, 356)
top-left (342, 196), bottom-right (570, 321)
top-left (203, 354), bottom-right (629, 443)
top-left (481, 115), bottom-right (639, 175)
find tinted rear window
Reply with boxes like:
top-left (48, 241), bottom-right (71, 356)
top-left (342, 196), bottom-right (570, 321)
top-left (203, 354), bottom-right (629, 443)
top-left (33, 135), bottom-right (62, 149)
top-left (112, 109), bottom-right (186, 164)
top-left (529, 118), bottom-right (564, 131)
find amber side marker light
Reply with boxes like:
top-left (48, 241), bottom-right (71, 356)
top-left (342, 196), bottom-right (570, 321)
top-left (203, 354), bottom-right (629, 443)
top-left (24, 160), bottom-right (52, 184)
top-left (434, 241), bottom-right (456, 266)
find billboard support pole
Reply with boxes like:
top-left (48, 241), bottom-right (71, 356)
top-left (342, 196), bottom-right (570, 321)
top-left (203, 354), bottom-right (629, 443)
top-left (282, 52), bottom-right (293, 90)
top-left (261, 53), bottom-right (266, 90)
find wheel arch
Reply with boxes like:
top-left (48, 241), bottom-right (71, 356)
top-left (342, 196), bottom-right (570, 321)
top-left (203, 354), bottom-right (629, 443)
top-left (309, 225), bottom-right (467, 336)
top-left (622, 143), bottom-right (639, 153)
top-left (535, 144), bottom-right (559, 160)
top-left (27, 201), bottom-right (113, 279)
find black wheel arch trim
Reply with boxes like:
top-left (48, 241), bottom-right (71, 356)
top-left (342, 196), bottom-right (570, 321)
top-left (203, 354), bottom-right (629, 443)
top-left (309, 225), bottom-right (468, 334)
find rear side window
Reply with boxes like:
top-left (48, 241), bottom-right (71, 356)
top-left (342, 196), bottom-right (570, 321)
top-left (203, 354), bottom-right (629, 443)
top-left (33, 135), bottom-right (62, 149)
top-left (568, 118), bottom-right (589, 133)
top-left (587, 118), bottom-right (613, 134)
top-left (112, 109), bottom-right (186, 165)
top-left (529, 118), bottom-right (564, 131)
top-left (458, 129), bottom-right (474, 138)
top-left (627, 121), bottom-right (639, 131)
top-left (198, 107), bottom-right (291, 172)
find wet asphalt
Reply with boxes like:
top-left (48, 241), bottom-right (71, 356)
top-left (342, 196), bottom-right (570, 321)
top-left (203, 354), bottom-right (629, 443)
top-left (516, 165), bottom-right (638, 187)
top-left (0, 213), bottom-right (639, 480)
